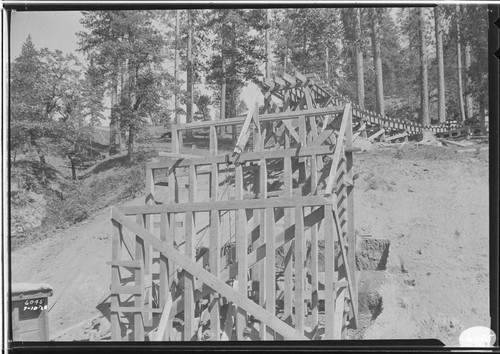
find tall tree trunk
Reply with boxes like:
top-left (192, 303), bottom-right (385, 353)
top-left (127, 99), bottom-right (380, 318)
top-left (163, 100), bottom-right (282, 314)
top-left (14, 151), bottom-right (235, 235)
top-left (109, 74), bottom-right (118, 155)
top-left (266, 9), bottom-right (272, 79)
top-left (127, 58), bottom-right (136, 162)
top-left (186, 11), bottom-right (194, 140)
top-left (120, 58), bottom-right (128, 153)
top-left (128, 125), bottom-right (134, 161)
top-left (464, 38), bottom-right (473, 120)
top-left (174, 10), bottom-right (180, 126)
top-left (355, 8), bottom-right (365, 109)
top-left (371, 9), bottom-right (385, 116)
top-left (70, 158), bottom-right (77, 180)
top-left (435, 6), bottom-right (446, 123)
top-left (419, 8), bottom-right (430, 125)
top-left (220, 36), bottom-right (226, 121)
top-left (325, 46), bottom-right (330, 82)
top-left (479, 96), bottom-right (486, 134)
top-left (456, 6), bottom-right (466, 122)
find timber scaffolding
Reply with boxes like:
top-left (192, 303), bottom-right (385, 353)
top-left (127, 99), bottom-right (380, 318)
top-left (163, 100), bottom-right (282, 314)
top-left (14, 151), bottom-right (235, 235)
top-left (109, 70), bottom-right (361, 341)
top-left (170, 71), bottom-right (471, 152)
top-left (108, 69), bottom-right (476, 341)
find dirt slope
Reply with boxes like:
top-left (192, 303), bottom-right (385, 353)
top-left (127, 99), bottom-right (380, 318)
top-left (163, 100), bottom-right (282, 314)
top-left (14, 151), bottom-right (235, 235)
top-left (10, 143), bottom-right (490, 344)
top-left (354, 144), bottom-right (489, 346)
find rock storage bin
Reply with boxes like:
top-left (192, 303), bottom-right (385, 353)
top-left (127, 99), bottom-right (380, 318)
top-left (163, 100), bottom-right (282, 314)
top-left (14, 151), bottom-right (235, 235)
top-left (11, 283), bottom-right (53, 341)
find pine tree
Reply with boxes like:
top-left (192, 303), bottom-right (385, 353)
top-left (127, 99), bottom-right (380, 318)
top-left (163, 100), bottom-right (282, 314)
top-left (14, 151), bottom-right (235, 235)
top-left (370, 8), bottom-right (385, 116)
top-left (434, 6), bottom-right (446, 123)
top-left (419, 8), bottom-right (430, 125)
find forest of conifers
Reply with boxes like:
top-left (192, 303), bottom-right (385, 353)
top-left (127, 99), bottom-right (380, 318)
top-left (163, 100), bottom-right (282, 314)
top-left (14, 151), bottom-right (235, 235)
top-left (10, 7), bottom-right (488, 166)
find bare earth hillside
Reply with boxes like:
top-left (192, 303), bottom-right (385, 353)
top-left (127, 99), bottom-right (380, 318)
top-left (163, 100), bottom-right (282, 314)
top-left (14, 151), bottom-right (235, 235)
top-left (10, 143), bottom-right (490, 345)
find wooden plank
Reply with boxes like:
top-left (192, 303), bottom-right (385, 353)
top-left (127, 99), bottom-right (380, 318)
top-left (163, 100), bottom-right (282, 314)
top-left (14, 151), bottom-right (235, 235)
top-left (345, 110), bottom-right (357, 325)
top-left (332, 208), bottom-right (358, 328)
top-left (134, 215), bottom-right (145, 341)
top-left (210, 162), bottom-right (221, 341)
top-left (175, 106), bottom-right (345, 130)
top-left (294, 206), bottom-right (305, 335)
top-left (235, 164), bottom-right (247, 340)
top-left (110, 285), bottom-right (142, 295)
top-left (111, 306), bottom-right (163, 314)
top-left (368, 128), bottom-right (385, 142)
top-left (168, 166), bottom-right (179, 203)
top-left (153, 288), bottom-right (173, 341)
top-left (310, 158), bottom-right (319, 339)
top-left (210, 125), bottom-right (218, 155)
top-left (172, 127), bottom-right (179, 154)
top-left (264, 207), bottom-right (275, 340)
top-left (323, 204), bottom-right (335, 339)
top-left (386, 131), bottom-right (408, 142)
top-left (111, 208), bottom-right (308, 340)
top-left (258, 158), bottom-right (267, 338)
top-left (146, 145), bottom-right (336, 170)
top-left (143, 213), bottom-right (153, 328)
top-left (282, 120), bottom-right (301, 143)
top-left (325, 104), bottom-right (351, 195)
top-left (111, 219), bottom-right (121, 341)
top-left (298, 115), bottom-right (307, 146)
top-left (118, 196), bottom-right (335, 215)
top-left (159, 213), bottom-right (168, 316)
top-left (107, 260), bottom-right (141, 268)
top-left (283, 132), bottom-right (293, 330)
top-left (234, 102), bottom-right (257, 154)
top-left (184, 164), bottom-right (196, 340)
top-left (333, 287), bottom-right (346, 339)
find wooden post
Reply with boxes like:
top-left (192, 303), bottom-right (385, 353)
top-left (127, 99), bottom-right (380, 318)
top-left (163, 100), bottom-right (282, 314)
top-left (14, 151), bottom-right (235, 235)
top-left (210, 162), bottom-right (221, 340)
top-left (172, 127), bottom-right (179, 154)
top-left (184, 164), bottom-right (197, 340)
top-left (159, 213), bottom-right (169, 339)
top-left (134, 215), bottom-right (145, 341)
top-left (111, 218), bottom-right (121, 341)
top-left (298, 115), bottom-right (307, 147)
top-left (324, 204), bottom-right (335, 339)
top-left (294, 206), bottom-right (305, 335)
top-left (210, 126), bottom-right (218, 155)
top-left (310, 157), bottom-right (319, 339)
top-left (264, 206), bottom-right (276, 340)
top-left (283, 132), bottom-right (294, 328)
top-left (168, 166), bottom-right (179, 204)
top-left (235, 164), bottom-right (247, 340)
top-left (258, 157), bottom-right (267, 338)
top-left (345, 108), bottom-right (358, 325)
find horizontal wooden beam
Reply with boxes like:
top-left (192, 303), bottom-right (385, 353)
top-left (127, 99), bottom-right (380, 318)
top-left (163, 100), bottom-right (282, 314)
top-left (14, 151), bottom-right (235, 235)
top-left (118, 196), bottom-right (334, 215)
top-left (172, 106), bottom-right (344, 131)
top-left (146, 145), bottom-right (335, 170)
top-left (111, 306), bottom-right (163, 314)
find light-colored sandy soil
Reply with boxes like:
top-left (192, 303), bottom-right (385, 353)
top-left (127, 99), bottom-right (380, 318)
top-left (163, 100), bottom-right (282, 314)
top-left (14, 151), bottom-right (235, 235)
top-left (10, 142), bottom-right (490, 344)
top-left (354, 145), bottom-right (489, 346)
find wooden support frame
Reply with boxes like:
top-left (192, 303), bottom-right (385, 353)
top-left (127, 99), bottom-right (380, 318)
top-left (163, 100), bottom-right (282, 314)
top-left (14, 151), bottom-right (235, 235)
top-left (110, 70), bottom-right (362, 342)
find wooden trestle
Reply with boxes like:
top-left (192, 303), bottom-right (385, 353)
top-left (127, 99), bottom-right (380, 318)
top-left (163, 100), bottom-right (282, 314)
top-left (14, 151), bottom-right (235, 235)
top-left (109, 71), bottom-right (361, 341)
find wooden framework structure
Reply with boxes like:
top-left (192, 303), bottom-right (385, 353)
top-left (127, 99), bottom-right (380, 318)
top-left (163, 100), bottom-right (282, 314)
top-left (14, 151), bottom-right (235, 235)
top-left (109, 71), bottom-right (361, 341)
top-left (170, 71), bottom-right (471, 156)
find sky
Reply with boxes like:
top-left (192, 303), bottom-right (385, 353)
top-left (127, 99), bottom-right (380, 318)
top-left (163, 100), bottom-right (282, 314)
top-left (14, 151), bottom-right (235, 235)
top-left (10, 11), bottom-right (85, 59)
top-left (9, 10), bottom-right (261, 124)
